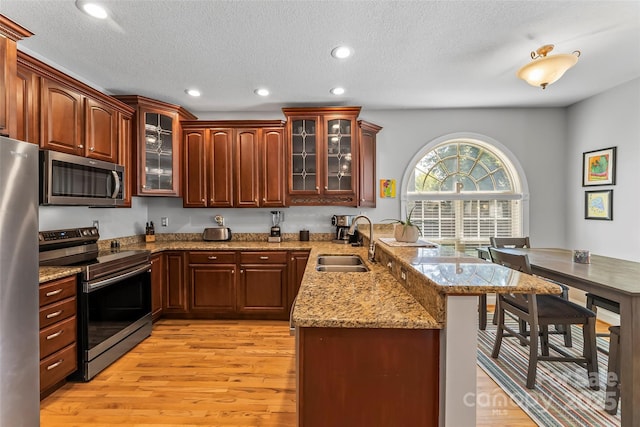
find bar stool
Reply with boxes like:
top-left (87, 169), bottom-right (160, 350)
top-left (605, 325), bottom-right (620, 415)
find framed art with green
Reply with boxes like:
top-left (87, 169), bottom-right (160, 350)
top-left (582, 147), bottom-right (616, 186)
top-left (585, 190), bottom-right (613, 220)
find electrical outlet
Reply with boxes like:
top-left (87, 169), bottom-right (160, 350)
top-left (400, 267), bottom-right (407, 282)
top-left (161, 217), bottom-right (168, 227)
top-left (92, 220), bottom-right (99, 230)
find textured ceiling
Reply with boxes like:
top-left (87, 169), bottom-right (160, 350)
top-left (2, 0), bottom-right (639, 115)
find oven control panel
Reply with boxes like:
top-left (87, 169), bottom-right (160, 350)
top-left (39, 227), bottom-right (99, 245)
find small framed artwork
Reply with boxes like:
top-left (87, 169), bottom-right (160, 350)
top-left (585, 190), bottom-right (613, 220)
top-left (582, 147), bottom-right (616, 186)
top-left (380, 179), bottom-right (396, 198)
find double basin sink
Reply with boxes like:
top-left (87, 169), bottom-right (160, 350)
top-left (316, 254), bottom-right (369, 273)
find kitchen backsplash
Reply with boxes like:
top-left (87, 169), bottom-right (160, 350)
top-left (39, 196), bottom-right (384, 240)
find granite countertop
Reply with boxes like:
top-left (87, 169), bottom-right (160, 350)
top-left (38, 230), bottom-right (561, 330)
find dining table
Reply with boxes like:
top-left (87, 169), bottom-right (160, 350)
top-left (494, 247), bottom-right (639, 426)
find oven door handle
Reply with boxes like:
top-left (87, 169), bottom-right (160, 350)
top-left (84, 263), bottom-right (151, 293)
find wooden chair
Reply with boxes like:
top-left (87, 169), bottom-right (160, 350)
top-left (586, 293), bottom-right (620, 353)
top-left (489, 247), bottom-right (600, 390)
top-left (479, 237), bottom-right (531, 330)
top-left (605, 325), bottom-right (621, 414)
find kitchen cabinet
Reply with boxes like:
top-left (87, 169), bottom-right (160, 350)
top-left (188, 251), bottom-right (237, 316)
top-left (297, 327), bottom-right (440, 427)
top-left (40, 78), bottom-right (119, 162)
top-left (357, 120), bottom-right (382, 207)
top-left (114, 95), bottom-right (196, 197)
top-left (39, 275), bottom-right (77, 398)
top-left (163, 251), bottom-right (188, 314)
top-left (0, 16), bottom-right (32, 138)
top-left (150, 253), bottom-right (164, 322)
top-left (118, 111), bottom-right (133, 207)
top-left (181, 121), bottom-right (285, 208)
top-left (238, 251), bottom-right (288, 319)
top-left (16, 60), bottom-right (39, 144)
top-left (17, 51), bottom-right (134, 163)
top-left (283, 107), bottom-right (364, 206)
top-left (288, 251), bottom-right (310, 311)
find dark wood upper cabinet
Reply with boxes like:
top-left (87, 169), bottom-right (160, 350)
top-left (357, 120), bottom-right (382, 207)
top-left (15, 62), bottom-right (39, 144)
top-left (41, 79), bottom-right (83, 155)
top-left (0, 15), bottom-right (32, 138)
top-left (85, 97), bottom-right (118, 162)
top-left (114, 95), bottom-right (196, 197)
top-left (283, 107), bottom-right (376, 206)
top-left (182, 121), bottom-right (285, 208)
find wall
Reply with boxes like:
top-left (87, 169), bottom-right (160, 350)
top-left (39, 107), bottom-right (568, 243)
top-left (566, 78), bottom-right (640, 261)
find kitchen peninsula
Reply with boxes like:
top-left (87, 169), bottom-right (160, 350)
top-left (38, 231), bottom-right (561, 427)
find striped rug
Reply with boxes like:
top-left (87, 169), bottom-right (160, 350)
top-left (477, 324), bottom-right (621, 426)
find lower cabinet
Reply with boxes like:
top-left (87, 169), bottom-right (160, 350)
top-left (297, 327), bottom-right (440, 427)
top-left (163, 251), bottom-right (188, 314)
top-left (188, 251), bottom-right (237, 316)
top-left (238, 252), bottom-right (288, 319)
top-left (159, 250), bottom-right (309, 320)
top-left (150, 253), bottom-right (164, 321)
top-left (39, 275), bottom-right (78, 398)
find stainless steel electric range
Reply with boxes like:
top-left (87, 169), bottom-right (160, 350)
top-left (39, 227), bottom-right (152, 381)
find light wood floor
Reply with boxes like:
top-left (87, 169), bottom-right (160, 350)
top-left (41, 318), bottom-right (611, 426)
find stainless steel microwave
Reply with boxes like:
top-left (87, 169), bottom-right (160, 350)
top-left (39, 150), bottom-right (125, 206)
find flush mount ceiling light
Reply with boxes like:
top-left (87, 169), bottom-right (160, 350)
top-left (76, 1), bottom-right (108, 19)
top-left (330, 87), bottom-right (345, 95)
top-left (185, 89), bottom-right (201, 97)
top-left (516, 44), bottom-right (581, 89)
top-left (254, 88), bottom-right (270, 96)
top-left (331, 46), bottom-right (352, 59)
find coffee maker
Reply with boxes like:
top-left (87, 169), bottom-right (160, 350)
top-left (331, 214), bottom-right (358, 244)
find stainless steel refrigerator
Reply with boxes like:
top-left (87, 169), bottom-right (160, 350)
top-left (0, 136), bottom-right (39, 426)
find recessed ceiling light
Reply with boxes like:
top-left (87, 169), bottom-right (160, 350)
top-left (185, 89), bottom-right (201, 97)
top-left (330, 87), bottom-right (345, 95)
top-left (254, 88), bottom-right (270, 96)
top-left (331, 46), bottom-right (352, 59)
top-left (76, 1), bottom-right (108, 19)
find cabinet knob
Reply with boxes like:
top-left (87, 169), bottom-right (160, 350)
top-left (260, 256), bottom-right (269, 260)
top-left (361, 198), bottom-right (365, 202)
top-left (90, 147), bottom-right (95, 152)
top-left (208, 256), bottom-right (218, 260)
top-left (263, 198), bottom-right (266, 202)
top-left (232, 270), bottom-right (235, 274)
top-left (202, 199), bottom-right (205, 202)
top-left (77, 144), bottom-right (84, 149)
top-left (315, 186), bottom-right (319, 190)
top-left (324, 186), bottom-right (328, 190)
top-left (240, 269), bottom-right (244, 274)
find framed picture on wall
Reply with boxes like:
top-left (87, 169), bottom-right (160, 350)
top-left (582, 147), bottom-right (616, 186)
top-left (585, 189), bottom-right (613, 220)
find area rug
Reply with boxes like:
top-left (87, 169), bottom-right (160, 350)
top-left (477, 324), bottom-right (621, 426)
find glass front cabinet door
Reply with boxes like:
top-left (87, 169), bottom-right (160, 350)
top-left (284, 107), bottom-right (360, 206)
top-left (114, 95), bottom-right (196, 197)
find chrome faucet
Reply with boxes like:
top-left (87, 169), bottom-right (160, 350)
top-left (348, 215), bottom-right (376, 262)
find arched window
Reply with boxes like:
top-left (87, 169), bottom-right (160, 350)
top-left (403, 136), bottom-right (527, 245)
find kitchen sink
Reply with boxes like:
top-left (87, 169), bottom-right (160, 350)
top-left (316, 265), bottom-right (369, 273)
top-left (316, 254), bottom-right (366, 266)
top-left (316, 254), bottom-right (369, 272)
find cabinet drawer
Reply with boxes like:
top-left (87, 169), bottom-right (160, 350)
top-left (40, 316), bottom-right (77, 360)
top-left (39, 275), bottom-right (76, 307)
top-left (240, 251), bottom-right (288, 264)
top-left (39, 297), bottom-right (76, 329)
top-left (189, 251), bottom-right (236, 264)
top-left (40, 343), bottom-right (77, 393)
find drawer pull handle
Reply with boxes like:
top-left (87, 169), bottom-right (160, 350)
top-left (46, 359), bottom-right (64, 371)
top-left (46, 310), bottom-right (63, 319)
top-left (259, 256), bottom-right (269, 260)
top-left (46, 289), bottom-right (63, 297)
top-left (208, 256), bottom-right (218, 260)
top-left (46, 330), bottom-right (64, 340)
